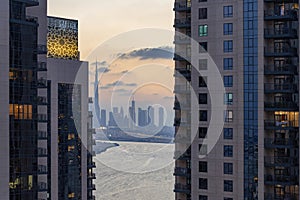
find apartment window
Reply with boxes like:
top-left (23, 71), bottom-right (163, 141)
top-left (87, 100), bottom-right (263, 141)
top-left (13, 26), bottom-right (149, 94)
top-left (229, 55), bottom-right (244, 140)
top-left (224, 23), bottom-right (233, 35)
top-left (199, 178), bottom-right (208, 190)
top-left (224, 93), bottom-right (233, 105)
top-left (199, 161), bottom-right (208, 172)
top-left (199, 8), bottom-right (207, 19)
top-left (224, 40), bottom-right (233, 52)
top-left (199, 127), bottom-right (207, 138)
top-left (199, 110), bottom-right (208, 121)
top-left (199, 76), bottom-right (207, 87)
top-left (224, 76), bottom-right (233, 87)
top-left (224, 110), bottom-right (233, 122)
top-left (199, 93), bottom-right (208, 104)
top-left (224, 163), bottom-right (233, 174)
top-left (224, 6), bottom-right (233, 18)
top-left (199, 0), bottom-right (207, 2)
top-left (199, 195), bottom-right (208, 200)
top-left (224, 58), bottom-right (233, 70)
top-left (199, 144), bottom-right (207, 155)
top-left (224, 128), bottom-right (233, 139)
top-left (224, 145), bottom-right (233, 157)
top-left (224, 198), bottom-right (233, 200)
top-left (199, 59), bottom-right (208, 70)
top-left (199, 42), bottom-right (208, 52)
top-left (224, 180), bottom-right (233, 192)
top-left (199, 25), bottom-right (208, 37)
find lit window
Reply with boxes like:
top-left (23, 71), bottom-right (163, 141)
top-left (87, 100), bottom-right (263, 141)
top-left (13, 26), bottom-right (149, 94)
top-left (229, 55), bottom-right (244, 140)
top-left (199, 25), bottom-right (208, 37)
top-left (68, 146), bottom-right (75, 151)
top-left (224, 110), bottom-right (233, 122)
top-left (224, 93), bottom-right (233, 105)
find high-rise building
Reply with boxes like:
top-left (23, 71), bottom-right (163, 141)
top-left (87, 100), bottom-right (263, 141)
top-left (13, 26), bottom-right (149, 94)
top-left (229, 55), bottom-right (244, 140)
top-left (0, 1), bottom-right (95, 199)
top-left (173, 0), bottom-right (299, 200)
top-left (100, 109), bottom-right (107, 127)
top-left (148, 106), bottom-right (155, 125)
top-left (159, 107), bottom-right (164, 127)
top-left (138, 108), bottom-right (148, 127)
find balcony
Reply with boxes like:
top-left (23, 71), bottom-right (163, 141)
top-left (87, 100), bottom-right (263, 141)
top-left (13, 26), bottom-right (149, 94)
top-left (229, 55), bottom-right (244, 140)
top-left (88, 184), bottom-right (96, 190)
top-left (37, 78), bottom-right (47, 88)
top-left (173, 2), bottom-right (191, 12)
top-left (26, 15), bottom-right (38, 24)
top-left (264, 9), bottom-right (298, 21)
top-left (174, 19), bottom-right (191, 28)
top-left (38, 182), bottom-right (47, 192)
top-left (174, 119), bottom-right (189, 127)
top-left (174, 70), bottom-right (191, 81)
top-left (264, 120), bottom-right (298, 130)
top-left (174, 101), bottom-right (190, 111)
top-left (264, 102), bottom-right (298, 111)
top-left (37, 44), bottom-right (47, 54)
top-left (174, 134), bottom-right (191, 144)
top-left (265, 174), bottom-right (298, 186)
top-left (264, 156), bottom-right (298, 167)
top-left (88, 161), bottom-right (96, 168)
top-left (265, 193), bottom-right (297, 200)
top-left (88, 173), bottom-right (96, 179)
top-left (264, 83), bottom-right (297, 93)
top-left (264, 28), bottom-right (297, 39)
top-left (264, 138), bottom-right (296, 149)
top-left (38, 131), bottom-right (47, 140)
top-left (174, 149), bottom-right (191, 160)
top-left (174, 167), bottom-right (191, 177)
top-left (174, 35), bottom-right (191, 45)
top-left (37, 62), bottom-right (47, 71)
top-left (174, 184), bottom-right (191, 194)
top-left (88, 97), bottom-right (93, 104)
top-left (264, 47), bottom-right (297, 57)
top-left (174, 85), bottom-right (190, 94)
top-left (37, 114), bottom-right (47, 122)
top-left (37, 96), bottom-right (47, 105)
top-left (38, 165), bottom-right (47, 174)
top-left (16, 0), bottom-right (39, 7)
top-left (38, 148), bottom-right (47, 157)
top-left (265, 0), bottom-right (299, 3)
top-left (264, 64), bottom-right (297, 75)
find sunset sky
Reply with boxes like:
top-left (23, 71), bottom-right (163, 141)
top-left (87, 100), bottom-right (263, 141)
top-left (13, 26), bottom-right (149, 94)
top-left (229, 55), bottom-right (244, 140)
top-left (48, 0), bottom-right (175, 126)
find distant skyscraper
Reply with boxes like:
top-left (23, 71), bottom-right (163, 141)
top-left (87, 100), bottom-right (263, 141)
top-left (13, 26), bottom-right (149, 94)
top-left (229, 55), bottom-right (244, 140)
top-left (148, 106), bottom-right (155, 125)
top-left (100, 109), bottom-right (107, 127)
top-left (129, 99), bottom-right (136, 128)
top-left (108, 111), bottom-right (116, 127)
top-left (94, 60), bottom-right (101, 126)
top-left (158, 107), bottom-right (164, 127)
top-left (138, 108), bottom-right (148, 127)
top-left (113, 107), bottom-right (118, 114)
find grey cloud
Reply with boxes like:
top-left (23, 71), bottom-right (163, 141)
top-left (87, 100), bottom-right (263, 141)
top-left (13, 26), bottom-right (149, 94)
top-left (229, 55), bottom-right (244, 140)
top-left (119, 46), bottom-right (174, 60)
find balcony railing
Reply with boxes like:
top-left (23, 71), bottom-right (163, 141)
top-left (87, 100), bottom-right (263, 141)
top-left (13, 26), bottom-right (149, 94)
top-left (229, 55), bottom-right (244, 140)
top-left (88, 161), bottom-right (96, 168)
top-left (264, 156), bottom-right (298, 167)
top-left (264, 9), bottom-right (298, 21)
top-left (174, 85), bottom-right (191, 94)
top-left (37, 114), bottom-right (47, 122)
top-left (38, 165), bottom-right (47, 174)
top-left (38, 148), bottom-right (47, 157)
top-left (174, 19), bottom-right (191, 28)
top-left (17, 0), bottom-right (39, 6)
top-left (38, 131), bottom-right (47, 140)
top-left (26, 15), bottom-right (38, 24)
top-left (173, 2), bottom-right (191, 12)
top-left (88, 173), bottom-right (96, 179)
top-left (37, 96), bottom-right (47, 105)
top-left (37, 62), bottom-right (47, 71)
top-left (174, 149), bottom-right (191, 160)
top-left (174, 167), bottom-right (191, 177)
top-left (88, 184), bottom-right (96, 190)
top-left (174, 184), bottom-right (191, 194)
top-left (174, 101), bottom-right (190, 111)
top-left (264, 47), bottom-right (297, 57)
top-left (264, 120), bottom-right (298, 129)
top-left (37, 44), bottom-right (47, 54)
top-left (37, 78), bottom-right (47, 88)
top-left (264, 64), bottom-right (297, 75)
top-left (264, 28), bottom-right (297, 39)
top-left (264, 138), bottom-right (295, 148)
top-left (264, 102), bottom-right (298, 111)
top-left (174, 70), bottom-right (191, 81)
top-left (174, 35), bottom-right (191, 44)
top-left (38, 182), bottom-right (47, 192)
top-left (265, 174), bottom-right (297, 185)
top-left (264, 83), bottom-right (297, 93)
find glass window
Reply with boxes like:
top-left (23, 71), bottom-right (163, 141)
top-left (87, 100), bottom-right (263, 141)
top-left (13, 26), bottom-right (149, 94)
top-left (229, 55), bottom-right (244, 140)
top-left (224, 6), bottom-right (233, 18)
top-left (224, 110), bottom-right (233, 122)
top-left (224, 128), bottom-right (233, 139)
top-left (224, 180), bottom-right (233, 192)
top-left (199, 127), bottom-right (207, 138)
top-left (199, 25), bottom-right (208, 37)
top-left (224, 93), bottom-right (233, 105)
top-left (224, 40), bottom-right (233, 52)
top-left (224, 58), bottom-right (233, 70)
top-left (224, 23), bottom-right (233, 35)
top-left (224, 163), bottom-right (233, 174)
top-left (200, 110), bottom-right (208, 121)
top-left (224, 198), bottom-right (233, 200)
top-left (199, 8), bottom-right (207, 19)
top-left (224, 145), bottom-right (233, 157)
top-left (224, 76), bottom-right (233, 87)
top-left (199, 93), bottom-right (208, 104)
top-left (199, 144), bottom-right (207, 155)
top-left (199, 161), bottom-right (207, 172)
top-left (199, 76), bottom-right (207, 87)
top-left (200, 195), bottom-right (208, 200)
top-left (199, 178), bottom-right (208, 190)
top-left (199, 42), bottom-right (208, 52)
top-left (199, 59), bottom-right (208, 70)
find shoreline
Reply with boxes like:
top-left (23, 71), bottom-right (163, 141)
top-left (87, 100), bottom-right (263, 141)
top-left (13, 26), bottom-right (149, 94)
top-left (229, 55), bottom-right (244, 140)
top-left (94, 141), bottom-right (120, 154)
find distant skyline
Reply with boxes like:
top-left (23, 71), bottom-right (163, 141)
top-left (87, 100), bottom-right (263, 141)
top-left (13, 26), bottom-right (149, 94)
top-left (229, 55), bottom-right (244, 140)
top-left (48, 1), bottom-right (175, 126)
